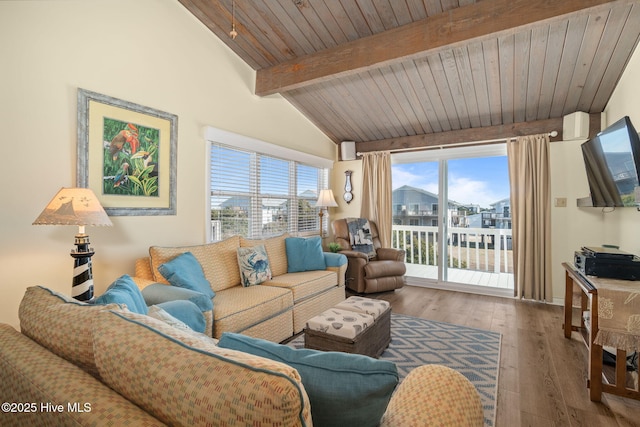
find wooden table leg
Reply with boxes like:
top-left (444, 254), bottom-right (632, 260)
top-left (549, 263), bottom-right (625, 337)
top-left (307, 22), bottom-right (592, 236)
top-left (564, 271), bottom-right (573, 338)
top-left (589, 343), bottom-right (603, 401)
top-left (589, 294), bottom-right (603, 401)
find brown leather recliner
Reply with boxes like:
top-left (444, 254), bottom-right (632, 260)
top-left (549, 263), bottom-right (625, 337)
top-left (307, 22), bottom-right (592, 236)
top-left (332, 218), bottom-right (406, 294)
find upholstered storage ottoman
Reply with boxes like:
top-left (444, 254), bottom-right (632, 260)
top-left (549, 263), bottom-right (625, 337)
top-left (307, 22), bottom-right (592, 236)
top-left (304, 297), bottom-right (391, 358)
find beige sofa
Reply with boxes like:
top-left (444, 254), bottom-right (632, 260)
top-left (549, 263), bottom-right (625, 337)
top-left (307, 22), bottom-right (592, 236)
top-left (133, 234), bottom-right (347, 342)
top-left (0, 286), bottom-right (484, 427)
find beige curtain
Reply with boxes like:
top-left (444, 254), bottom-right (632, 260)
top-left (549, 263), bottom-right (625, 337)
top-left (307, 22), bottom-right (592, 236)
top-left (507, 134), bottom-right (552, 301)
top-left (361, 151), bottom-right (392, 247)
top-left (507, 134), bottom-right (553, 302)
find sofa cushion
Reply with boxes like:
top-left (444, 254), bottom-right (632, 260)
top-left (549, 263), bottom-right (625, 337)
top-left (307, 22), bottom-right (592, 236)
top-left (93, 310), bottom-right (311, 427)
top-left (94, 274), bottom-right (148, 315)
top-left (240, 233), bottom-right (289, 277)
top-left (237, 244), bottom-right (272, 287)
top-left (0, 324), bottom-right (167, 426)
top-left (104, 306), bottom-right (217, 348)
top-left (149, 236), bottom-right (240, 292)
top-left (219, 332), bottom-right (398, 427)
top-left (18, 286), bottom-right (123, 378)
top-left (157, 251), bottom-right (215, 299)
top-left (266, 270), bottom-right (337, 304)
top-left (285, 236), bottom-right (326, 273)
top-left (212, 285), bottom-right (293, 339)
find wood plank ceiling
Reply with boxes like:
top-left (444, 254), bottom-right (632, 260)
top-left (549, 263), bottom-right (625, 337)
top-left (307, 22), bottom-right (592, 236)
top-left (179, 0), bottom-right (640, 153)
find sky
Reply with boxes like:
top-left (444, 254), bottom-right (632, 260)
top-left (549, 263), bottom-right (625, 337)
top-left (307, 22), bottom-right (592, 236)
top-left (392, 156), bottom-right (510, 208)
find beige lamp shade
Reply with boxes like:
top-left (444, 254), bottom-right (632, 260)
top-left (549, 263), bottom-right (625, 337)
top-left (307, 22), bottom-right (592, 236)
top-left (316, 189), bottom-right (338, 208)
top-left (33, 187), bottom-right (112, 227)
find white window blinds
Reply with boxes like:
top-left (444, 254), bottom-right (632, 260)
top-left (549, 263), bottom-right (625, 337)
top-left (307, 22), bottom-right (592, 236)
top-left (210, 143), bottom-right (328, 241)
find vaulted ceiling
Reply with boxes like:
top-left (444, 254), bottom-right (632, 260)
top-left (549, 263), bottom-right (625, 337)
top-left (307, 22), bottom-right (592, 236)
top-left (179, 0), bottom-right (640, 154)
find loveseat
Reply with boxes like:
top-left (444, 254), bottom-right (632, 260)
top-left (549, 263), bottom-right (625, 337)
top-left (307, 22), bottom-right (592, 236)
top-left (133, 234), bottom-right (348, 342)
top-left (0, 286), bottom-right (485, 426)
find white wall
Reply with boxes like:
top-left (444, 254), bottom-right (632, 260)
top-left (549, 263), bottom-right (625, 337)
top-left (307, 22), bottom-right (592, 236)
top-left (601, 47), bottom-right (640, 255)
top-left (549, 135), bottom-right (606, 303)
top-left (549, 46), bottom-right (640, 303)
top-left (0, 0), bottom-right (335, 328)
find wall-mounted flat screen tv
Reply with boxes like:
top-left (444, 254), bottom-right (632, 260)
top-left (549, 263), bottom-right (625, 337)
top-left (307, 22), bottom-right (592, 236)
top-left (581, 116), bottom-right (640, 207)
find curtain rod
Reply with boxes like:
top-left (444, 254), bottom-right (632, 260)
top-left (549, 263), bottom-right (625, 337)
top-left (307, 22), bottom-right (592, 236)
top-left (357, 130), bottom-right (558, 156)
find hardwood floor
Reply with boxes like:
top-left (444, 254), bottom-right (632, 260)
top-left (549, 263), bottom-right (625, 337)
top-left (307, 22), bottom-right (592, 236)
top-left (358, 285), bottom-right (640, 427)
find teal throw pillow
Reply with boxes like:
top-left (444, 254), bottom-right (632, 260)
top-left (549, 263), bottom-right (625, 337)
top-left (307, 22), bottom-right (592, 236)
top-left (285, 236), bottom-right (326, 273)
top-left (152, 300), bottom-right (206, 333)
top-left (157, 252), bottom-right (215, 299)
top-left (237, 245), bottom-right (272, 287)
top-left (94, 274), bottom-right (148, 315)
top-left (218, 332), bottom-right (398, 427)
top-left (141, 283), bottom-right (213, 313)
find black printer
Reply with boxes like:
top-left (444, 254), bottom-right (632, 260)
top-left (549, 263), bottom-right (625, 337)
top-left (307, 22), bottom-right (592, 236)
top-left (574, 246), bottom-right (640, 281)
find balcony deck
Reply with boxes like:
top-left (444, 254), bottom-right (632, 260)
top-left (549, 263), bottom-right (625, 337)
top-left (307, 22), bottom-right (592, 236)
top-left (405, 263), bottom-right (514, 289)
top-left (393, 224), bottom-right (514, 294)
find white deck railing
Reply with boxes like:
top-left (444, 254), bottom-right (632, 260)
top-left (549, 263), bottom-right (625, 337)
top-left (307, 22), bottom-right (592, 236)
top-left (391, 225), bottom-right (513, 274)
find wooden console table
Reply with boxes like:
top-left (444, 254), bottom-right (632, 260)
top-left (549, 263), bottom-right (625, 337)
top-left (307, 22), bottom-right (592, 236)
top-left (562, 262), bottom-right (640, 401)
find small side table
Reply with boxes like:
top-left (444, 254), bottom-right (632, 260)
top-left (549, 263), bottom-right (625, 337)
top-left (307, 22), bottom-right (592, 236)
top-left (562, 262), bottom-right (640, 402)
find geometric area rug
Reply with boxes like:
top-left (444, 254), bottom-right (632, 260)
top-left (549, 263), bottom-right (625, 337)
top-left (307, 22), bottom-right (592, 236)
top-left (289, 313), bottom-right (501, 427)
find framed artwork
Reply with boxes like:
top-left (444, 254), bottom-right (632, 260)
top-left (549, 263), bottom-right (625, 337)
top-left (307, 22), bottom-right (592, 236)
top-left (77, 88), bottom-right (177, 215)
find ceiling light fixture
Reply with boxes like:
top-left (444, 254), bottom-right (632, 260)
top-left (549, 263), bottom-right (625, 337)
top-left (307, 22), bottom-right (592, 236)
top-left (229, 0), bottom-right (238, 40)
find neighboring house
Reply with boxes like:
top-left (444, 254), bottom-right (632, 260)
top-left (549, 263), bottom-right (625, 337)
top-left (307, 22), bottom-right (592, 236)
top-left (394, 187), bottom-right (512, 249)
top-left (218, 190), bottom-right (318, 223)
top-left (393, 185), bottom-right (512, 231)
top-left (214, 190), bottom-right (319, 238)
top-left (299, 189), bottom-right (318, 201)
top-left (218, 196), bottom-right (287, 228)
top-left (488, 198), bottom-right (512, 230)
top-left (392, 185), bottom-right (468, 227)
top-left (466, 198), bottom-right (512, 230)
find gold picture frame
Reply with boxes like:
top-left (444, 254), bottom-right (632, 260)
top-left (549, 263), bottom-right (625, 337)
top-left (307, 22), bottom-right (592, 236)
top-left (77, 88), bottom-right (177, 215)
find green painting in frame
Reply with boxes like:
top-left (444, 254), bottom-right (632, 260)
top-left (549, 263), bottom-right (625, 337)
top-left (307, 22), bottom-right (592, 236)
top-left (77, 88), bottom-right (177, 215)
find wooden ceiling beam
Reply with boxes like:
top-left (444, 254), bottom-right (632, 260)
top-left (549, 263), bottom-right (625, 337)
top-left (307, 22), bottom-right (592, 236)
top-left (256, 0), bottom-right (626, 96)
top-left (354, 117), bottom-right (572, 154)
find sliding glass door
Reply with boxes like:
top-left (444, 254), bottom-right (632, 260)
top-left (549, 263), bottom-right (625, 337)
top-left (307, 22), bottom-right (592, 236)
top-left (392, 160), bottom-right (441, 280)
top-left (392, 145), bottom-right (513, 293)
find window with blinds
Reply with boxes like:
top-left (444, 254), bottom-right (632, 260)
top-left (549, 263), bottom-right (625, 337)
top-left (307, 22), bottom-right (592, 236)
top-left (210, 143), bottom-right (328, 241)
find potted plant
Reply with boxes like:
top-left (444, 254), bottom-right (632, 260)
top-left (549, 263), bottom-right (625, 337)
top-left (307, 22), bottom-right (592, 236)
top-left (328, 242), bottom-right (341, 253)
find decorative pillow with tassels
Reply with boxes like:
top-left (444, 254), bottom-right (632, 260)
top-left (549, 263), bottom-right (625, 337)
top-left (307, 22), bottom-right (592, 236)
top-left (346, 217), bottom-right (376, 259)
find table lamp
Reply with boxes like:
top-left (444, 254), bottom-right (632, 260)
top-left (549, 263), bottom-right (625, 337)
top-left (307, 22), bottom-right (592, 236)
top-left (316, 189), bottom-right (338, 237)
top-left (33, 187), bottom-right (112, 301)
